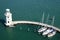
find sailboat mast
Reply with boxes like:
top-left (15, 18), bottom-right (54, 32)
top-left (51, 16), bottom-right (55, 25)
top-left (46, 14), bottom-right (49, 23)
top-left (41, 12), bottom-right (45, 23)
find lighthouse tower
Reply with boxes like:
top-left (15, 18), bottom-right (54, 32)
top-left (4, 9), bottom-right (12, 26)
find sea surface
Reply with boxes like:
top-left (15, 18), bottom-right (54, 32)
top-left (0, 0), bottom-right (60, 40)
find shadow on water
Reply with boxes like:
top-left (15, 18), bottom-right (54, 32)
top-left (0, 19), bottom-right (7, 31)
top-left (0, 19), bottom-right (6, 27)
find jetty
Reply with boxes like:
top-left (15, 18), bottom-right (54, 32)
top-left (4, 9), bottom-right (60, 33)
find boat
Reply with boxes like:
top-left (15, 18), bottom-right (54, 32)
top-left (38, 27), bottom-right (47, 33)
top-left (42, 28), bottom-right (53, 35)
top-left (47, 30), bottom-right (56, 37)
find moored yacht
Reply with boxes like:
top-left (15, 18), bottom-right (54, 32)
top-left (42, 28), bottom-right (53, 35)
top-left (47, 30), bottom-right (56, 37)
top-left (38, 27), bottom-right (47, 33)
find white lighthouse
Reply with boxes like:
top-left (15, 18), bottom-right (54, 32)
top-left (4, 9), bottom-right (12, 26)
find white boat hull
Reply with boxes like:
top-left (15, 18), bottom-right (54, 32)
top-left (42, 29), bottom-right (53, 35)
top-left (48, 31), bottom-right (56, 37)
top-left (38, 27), bottom-right (47, 33)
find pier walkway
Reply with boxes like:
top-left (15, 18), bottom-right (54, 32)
top-left (5, 9), bottom-right (60, 33)
top-left (12, 21), bottom-right (60, 32)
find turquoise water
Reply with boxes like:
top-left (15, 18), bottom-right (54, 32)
top-left (0, 0), bottom-right (60, 40)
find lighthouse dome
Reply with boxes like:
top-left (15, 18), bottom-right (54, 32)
top-left (4, 9), bottom-right (12, 16)
top-left (6, 9), bottom-right (10, 12)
